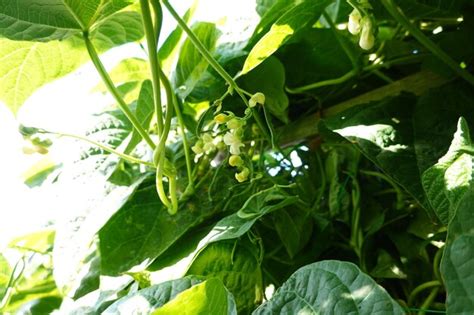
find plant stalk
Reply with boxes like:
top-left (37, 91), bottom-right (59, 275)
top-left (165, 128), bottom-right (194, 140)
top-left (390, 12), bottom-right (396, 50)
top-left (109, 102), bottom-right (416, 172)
top-left (140, 0), bottom-right (164, 135)
top-left (83, 33), bottom-right (156, 149)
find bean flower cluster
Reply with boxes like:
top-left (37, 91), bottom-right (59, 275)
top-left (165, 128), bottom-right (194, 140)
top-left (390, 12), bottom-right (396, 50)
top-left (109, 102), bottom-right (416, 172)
top-left (192, 92), bottom-right (265, 182)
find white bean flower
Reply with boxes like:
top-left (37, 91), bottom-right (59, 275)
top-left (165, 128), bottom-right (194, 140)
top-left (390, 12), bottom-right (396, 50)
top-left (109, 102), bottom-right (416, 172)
top-left (224, 131), bottom-right (244, 155)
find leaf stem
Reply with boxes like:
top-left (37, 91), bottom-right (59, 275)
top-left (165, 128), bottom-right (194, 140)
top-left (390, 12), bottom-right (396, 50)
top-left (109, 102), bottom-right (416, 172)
top-left (83, 33), bottom-right (156, 149)
top-left (42, 129), bottom-right (155, 168)
top-left (380, 0), bottom-right (474, 86)
top-left (286, 70), bottom-right (357, 94)
top-left (408, 280), bottom-right (441, 306)
top-left (418, 287), bottom-right (440, 315)
top-left (140, 0), bottom-right (164, 135)
top-left (286, 54), bottom-right (427, 94)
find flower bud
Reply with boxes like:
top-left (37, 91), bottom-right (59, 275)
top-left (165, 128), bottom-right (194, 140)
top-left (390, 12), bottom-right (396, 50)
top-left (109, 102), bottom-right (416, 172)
top-left (359, 17), bottom-right (375, 50)
top-left (226, 118), bottom-right (244, 130)
top-left (191, 140), bottom-right (204, 154)
top-left (202, 133), bottom-right (216, 153)
top-left (229, 155), bottom-right (244, 167)
top-left (249, 92), bottom-right (265, 107)
top-left (214, 113), bottom-right (229, 124)
top-left (348, 9), bottom-right (362, 35)
top-left (235, 167), bottom-right (250, 183)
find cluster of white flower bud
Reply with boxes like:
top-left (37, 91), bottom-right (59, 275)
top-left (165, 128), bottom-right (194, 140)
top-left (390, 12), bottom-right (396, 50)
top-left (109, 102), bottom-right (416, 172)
top-left (347, 1), bottom-right (375, 50)
top-left (192, 92), bottom-right (266, 182)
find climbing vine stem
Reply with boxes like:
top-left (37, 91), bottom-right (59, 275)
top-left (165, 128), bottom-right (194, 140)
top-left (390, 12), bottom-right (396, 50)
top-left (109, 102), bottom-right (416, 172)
top-left (83, 33), bottom-right (156, 150)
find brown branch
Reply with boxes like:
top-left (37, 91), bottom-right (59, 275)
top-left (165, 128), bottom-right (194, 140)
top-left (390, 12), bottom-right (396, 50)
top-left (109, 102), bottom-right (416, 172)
top-left (278, 70), bottom-right (449, 146)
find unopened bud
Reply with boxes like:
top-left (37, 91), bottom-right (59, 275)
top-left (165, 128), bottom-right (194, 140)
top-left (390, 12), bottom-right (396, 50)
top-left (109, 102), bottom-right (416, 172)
top-left (249, 92), bottom-right (265, 107)
top-left (235, 167), bottom-right (250, 182)
top-left (229, 155), bottom-right (244, 167)
top-left (359, 17), bottom-right (375, 50)
top-left (214, 113), bottom-right (228, 124)
top-left (226, 118), bottom-right (244, 130)
top-left (348, 9), bottom-right (362, 35)
top-left (191, 140), bottom-right (204, 154)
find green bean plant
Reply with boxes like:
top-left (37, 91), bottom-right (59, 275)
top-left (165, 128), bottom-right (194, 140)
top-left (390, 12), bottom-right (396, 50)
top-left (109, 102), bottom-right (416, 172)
top-left (1, 0), bottom-right (474, 314)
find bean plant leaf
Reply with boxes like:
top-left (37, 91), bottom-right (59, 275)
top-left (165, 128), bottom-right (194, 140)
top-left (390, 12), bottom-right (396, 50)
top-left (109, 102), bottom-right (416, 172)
top-left (152, 278), bottom-right (235, 315)
top-left (90, 11), bottom-right (144, 50)
top-left (104, 277), bottom-right (237, 315)
top-left (0, 36), bottom-right (87, 114)
top-left (249, 0), bottom-right (302, 47)
top-left (103, 277), bottom-right (202, 314)
top-left (253, 260), bottom-right (404, 314)
top-left (0, 0), bottom-right (133, 42)
top-left (320, 94), bottom-right (432, 211)
top-left (0, 10), bottom-right (144, 115)
top-left (240, 56), bottom-right (289, 123)
top-left (186, 241), bottom-right (263, 313)
top-left (201, 189), bottom-right (299, 245)
top-left (99, 169), bottom-right (239, 276)
top-left (0, 0), bottom-right (81, 41)
top-left (441, 190), bottom-right (474, 314)
top-left (271, 208), bottom-right (313, 259)
top-left (173, 22), bottom-right (220, 99)
top-left (95, 58), bottom-right (149, 93)
top-left (8, 230), bottom-right (55, 254)
top-left (122, 80), bottom-right (154, 155)
top-left (422, 117), bottom-right (474, 225)
top-left (241, 0), bottom-right (331, 74)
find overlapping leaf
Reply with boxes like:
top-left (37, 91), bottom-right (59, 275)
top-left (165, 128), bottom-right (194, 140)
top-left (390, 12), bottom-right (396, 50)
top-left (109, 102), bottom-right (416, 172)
top-left (253, 260), bottom-right (404, 314)
top-left (241, 0), bottom-right (331, 74)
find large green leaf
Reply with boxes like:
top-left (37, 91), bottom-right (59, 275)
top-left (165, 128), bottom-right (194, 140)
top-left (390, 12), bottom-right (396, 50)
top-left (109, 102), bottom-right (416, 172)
top-left (8, 229), bottom-right (55, 254)
top-left (103, 277), bottom-right (237, 315)
top-left (186, 241), bottom-right (263, 313)
top-left (103, 277), bottom-right (200, 314)
top-left (278, 28), bottom-right (355, 94)
top-left (90, 11), bottom-right (144, 49)
top-left (321, 94), bottom-right (432, 211)
top-left (240, 56), bottom-right (289, 123)
top-left (152, 278), bottom-right (234, 315)
top-left (199, 187), bottom-right (299, 245)
top-left (0, 0), bottom-right (133, 42)
top-left (0, 9), bottom-right (144, 114)
top-left (241, 0), bottom-right (331, 74)
top-left (95, 58), bottom-right (149, 92)
top-left (173, 22), bottom-right (220, 99)
top-left (253, 260), bottom-right (404, 314)
top-left (249, 0), bottom-right (300, 46)
top-left (0, 0), bottom-right (80, 41)
top-left (99, 168), bottom-right (240, 276)
top-left (0, 36), bottom-right (87, 114)
top-left (422, 117), bottom-right (474, 224)
top-left (441, 190), bottom-right (474, 314)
